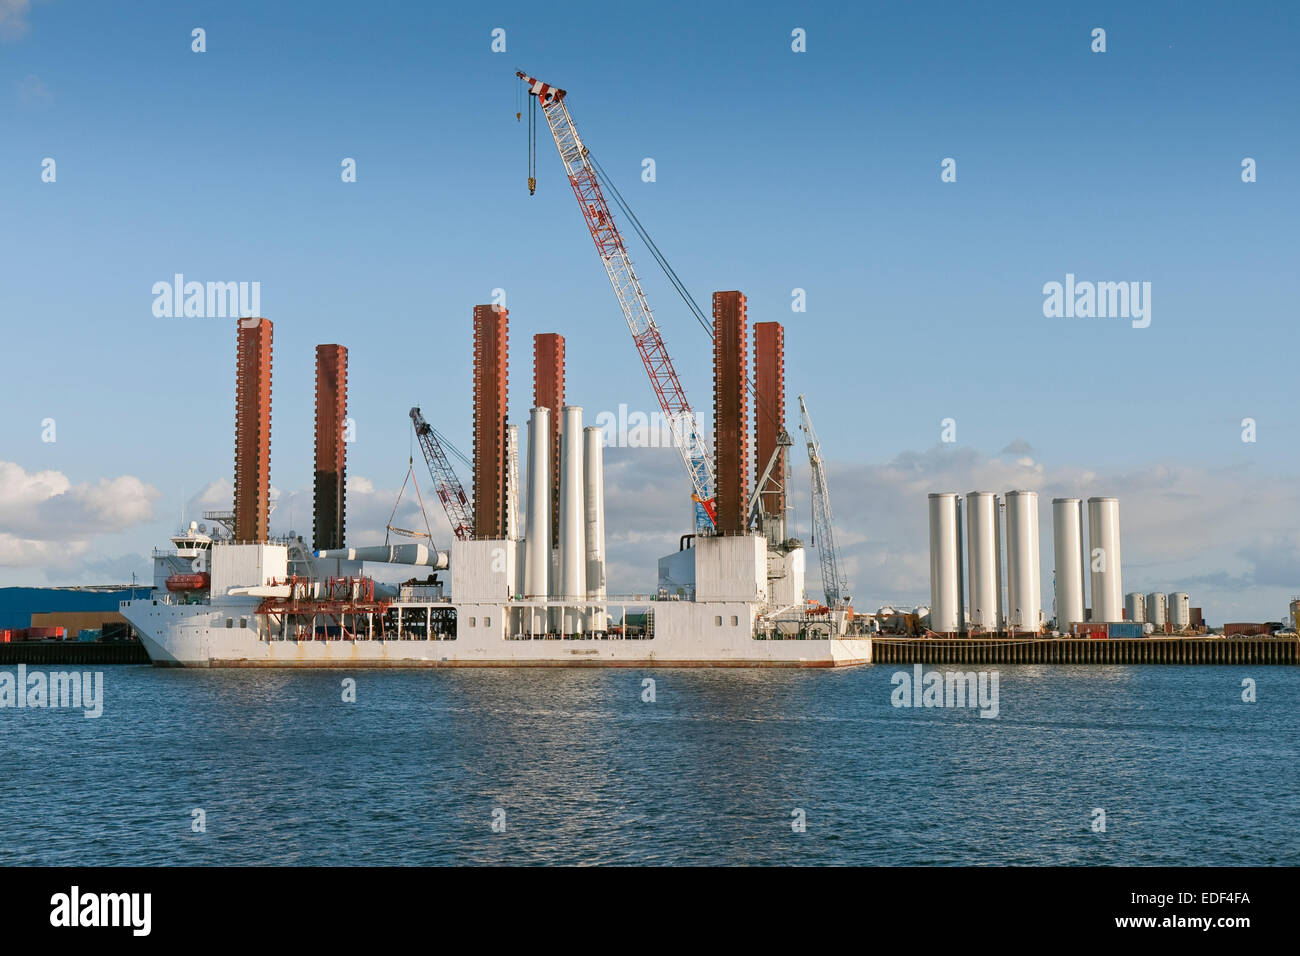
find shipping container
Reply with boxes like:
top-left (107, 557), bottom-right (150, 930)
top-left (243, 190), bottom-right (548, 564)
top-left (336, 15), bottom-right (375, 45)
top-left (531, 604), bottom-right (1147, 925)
top-left (1107, 621), bottom-right (1144, 639)
top-left (1223, 622), bottom-right (1270, 637)
top-left (1072, 622), bottom-right (1107, 638)
top-left (101, 621), bottom-right (132, 642)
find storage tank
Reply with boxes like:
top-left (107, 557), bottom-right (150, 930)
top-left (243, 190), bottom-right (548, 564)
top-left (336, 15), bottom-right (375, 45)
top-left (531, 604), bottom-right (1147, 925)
top-left (1169, 592), bottom-right (1191, 631)
top-left (1051, 498), bottom-right (1086, 630)
top-left (583, 426), bottom-right (607, 632)
top-left (1125, 592), bottom-right (1146, 624)
top-left (966, 492), bottom-right (1001, 632)
top-left (1087, 497), bottom-right (1123, 623)
top-left (524, 407), bottom-right (552, 635)
top-left (927, 493), bottom-right (964, 633)
top-left (1147, 592), bottom-right (1168, 630)
top-left (1004, 490), bottom-right (1041, 632)
top-left (558, 407), bottom-right (586, 634)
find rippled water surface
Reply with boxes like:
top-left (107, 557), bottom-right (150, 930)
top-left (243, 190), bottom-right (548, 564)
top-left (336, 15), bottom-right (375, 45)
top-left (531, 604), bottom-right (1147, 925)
top-left (2, 665), bottom-right (1296, 865)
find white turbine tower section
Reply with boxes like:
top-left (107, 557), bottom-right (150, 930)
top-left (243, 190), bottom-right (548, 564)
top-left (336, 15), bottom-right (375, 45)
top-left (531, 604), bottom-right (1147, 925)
top-left (928, 493), bottom-right (963, 634)
top-left (314, 544), bottom-right (448, 569)
top-left (1087, 497), bottom-right (1123, 623)
top-left (583, 425), bottom-right (606, 631)
top-left (1147, 592), bottom-right (1168, 631)
top-left (506, 423), bottom-right (521, 541)
top-left (558, 406), bottom-right (586, 634)
top-left (966, 492), bottom-right (1001, 632)
top-left (1125, 592), bottom-right (1147, 624)
top-left (524, 407), bottom-right (551, 636)
top-left (1004, 490), bottom-right (1041, 632)
top-left (1052, 497), bottom-right (1086, 630)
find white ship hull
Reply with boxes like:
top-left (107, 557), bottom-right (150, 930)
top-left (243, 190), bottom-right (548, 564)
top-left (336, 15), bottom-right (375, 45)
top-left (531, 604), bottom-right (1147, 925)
top-left (122, 598), bottom-right (871, 667)
top-left (128, 531), bottom-right (872, 668)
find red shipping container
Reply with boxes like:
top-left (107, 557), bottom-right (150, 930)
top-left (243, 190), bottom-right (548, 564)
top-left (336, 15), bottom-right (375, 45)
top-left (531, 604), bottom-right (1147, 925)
top-left (1072, 622), bottom-right (1107, 638)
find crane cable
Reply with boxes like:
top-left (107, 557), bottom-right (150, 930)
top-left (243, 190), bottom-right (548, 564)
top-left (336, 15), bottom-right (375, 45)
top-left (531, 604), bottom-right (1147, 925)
top-left (588, 152), bottom-right (784, 434)
top-left (525, 91), bottom-right (789, 522)
top-left (590, 153), bottom-right (712, 339)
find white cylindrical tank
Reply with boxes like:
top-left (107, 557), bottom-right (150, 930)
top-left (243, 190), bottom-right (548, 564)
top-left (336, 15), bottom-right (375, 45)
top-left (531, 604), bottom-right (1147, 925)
top-left (1004, 490), bottom-right (1041, 632)
top-left (1125, 592), bottom-right (1146, 623)
top-left (966, 492), bottom-right (1001, 632)
top-left (558, 406), bottom-right (586, 634)
top-left (1087, 497), bottom-right (1123, 623)
top-left (506, 424), bottom-right (521, 542)
top-left (583, 426), bottom-right (606, 631)
top-left (1052, 497), bottom-right (1086, 630)
top-left (524, 407), bottom-right (551, 630)
top-left (1147, 591), bottom-right (1168, 630)
top-left (1169, 592), bottom-right (1191, 631)
top-left (928, 493), bottom-right (963, 633)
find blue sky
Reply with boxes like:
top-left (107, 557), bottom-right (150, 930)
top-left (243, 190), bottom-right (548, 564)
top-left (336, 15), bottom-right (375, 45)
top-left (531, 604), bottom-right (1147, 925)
top-left (2, 0), bottom-right (1298, 622)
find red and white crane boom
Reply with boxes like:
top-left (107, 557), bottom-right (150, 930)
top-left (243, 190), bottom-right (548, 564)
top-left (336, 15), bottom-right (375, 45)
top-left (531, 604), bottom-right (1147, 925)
top-left (518, 72), bottom-right (716, 530)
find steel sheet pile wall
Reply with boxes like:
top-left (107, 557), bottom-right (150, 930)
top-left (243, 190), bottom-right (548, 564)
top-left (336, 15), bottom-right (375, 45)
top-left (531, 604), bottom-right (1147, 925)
top-left (532, 333), bottom-right (565, 545)
top-left (712, 291), bottom-right (748, 535)
top-left (313, 344), bottom-right (348, 552)
top-left (753, 321), bottom-right (785, 522)
top-left (233, 317), bottom-right (273, 543)
top-left (472, 305), bottom-right (509, 539)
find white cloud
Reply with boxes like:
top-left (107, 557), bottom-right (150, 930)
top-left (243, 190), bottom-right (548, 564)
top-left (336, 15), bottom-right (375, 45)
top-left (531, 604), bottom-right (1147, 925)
top-left (0, 0), bottom-right (31, 41)
top-left (0, 535), bottom-right (90, 568)
top-left (17, 72), bottom-right (52, 107)
top-left (0, 461), bottom-right (160, 551)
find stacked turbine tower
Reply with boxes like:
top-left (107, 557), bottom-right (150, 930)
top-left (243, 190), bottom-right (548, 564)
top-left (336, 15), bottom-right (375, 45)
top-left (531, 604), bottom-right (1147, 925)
top-left (966, 492), bottom-right (1002, 633)
top-left (1052, 498), bottom-right (1086, 631)
top-left (926, 487), bottom-right (1131, 635)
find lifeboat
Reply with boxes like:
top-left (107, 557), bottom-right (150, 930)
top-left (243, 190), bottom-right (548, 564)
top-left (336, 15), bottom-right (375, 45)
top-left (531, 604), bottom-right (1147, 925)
top-left (166, 572), bottom-right (210, 592)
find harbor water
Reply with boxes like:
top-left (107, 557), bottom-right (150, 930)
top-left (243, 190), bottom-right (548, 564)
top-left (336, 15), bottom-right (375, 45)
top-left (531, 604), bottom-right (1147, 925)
top-left (2, 665), bottom-right (1296, 865)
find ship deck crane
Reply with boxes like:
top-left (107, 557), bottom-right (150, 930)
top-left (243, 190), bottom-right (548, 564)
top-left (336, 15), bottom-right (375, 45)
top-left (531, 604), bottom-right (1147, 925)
top-left (798, 395), bottom-right (849, 607)
top-left (517, 72), bottom-right (717, 532)
top-left (409, 407), bottom-right (475, 541)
